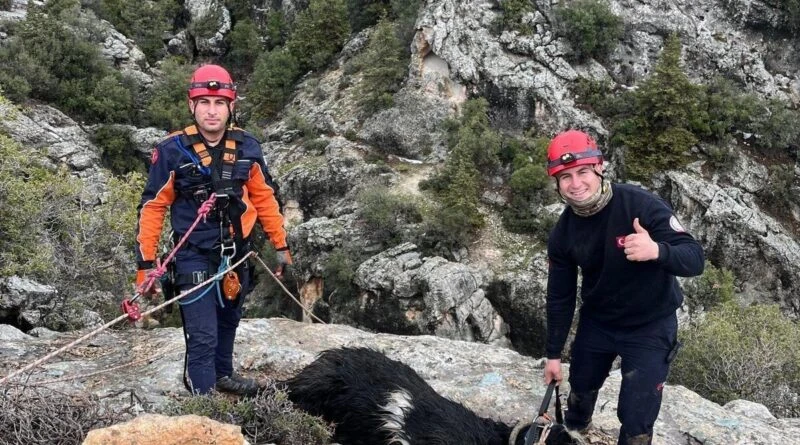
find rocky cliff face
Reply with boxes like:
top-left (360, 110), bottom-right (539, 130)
top-left (1, 0), bottom-right (797, 351)
top-left (0, 0), bottom-right (799, 438)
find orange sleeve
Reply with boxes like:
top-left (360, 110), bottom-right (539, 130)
top-left (244, 163), bottom-right (287, 249)
top-left (135, 172), bottom-right (175, 263)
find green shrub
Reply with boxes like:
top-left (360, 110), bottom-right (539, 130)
top-left (162, 386), bottom-right (333, 444)
top-left (496, 0), bottom-right (536, 35)
top-left (285, 110), bottom-right (318, 138)
top-left (612, 34), bottom-right (707, 180)
top-left (188, 4), bottom-right (224, 41)
top-left (286, 0), bottom-right (350, 73)
top-left (90, 0), bottom-right (180, 64)
top-left (224, 0), bottom-right (252, 21)
top-left (224, 18), bottom-right (264, 74)
top-left (0, 1), bottom-right (136, 123)
top-left (347, 0), bottom-right (391, 32)
top-left (92, 125), bottom-right (145, 176)
top-left (555, 0), bottom-right (624, 61)
top-left (354, 17), bottom-right (407, 114)
top-left (0, 126), bottom-right (143, 296)
top-left (683, 261), bottom-right (734, 315)
top-left (671, 302), bottom-right (800, 417)
top-left (0, 0), bottom-right (12, 11)
top-left (498, 135), bottom-right (557, 238)
top-left (757, 164), bottom-right (796, 211)
top-left (245, 49), bottom-right (301, 122)
top-left (418, 98), bottom-right (506, 251)
top-left (144, 57), bottom-right (193, 131)
top-left (703, 77), bottom-right (759, 142)
top-left (323, 246), bottom-right (360, 299)
top-left (0, 134), bottom-right (76, 278)
top-left (264, 10), bottom-right (290, 49)
top-left (448, 98), bottom-right (501, 173)
top-left (357, 186), bottom-right (423, 246)
top-left (748, 98), bottom-right (800, 151)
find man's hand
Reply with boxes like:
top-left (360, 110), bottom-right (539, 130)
top-left (274, 248), bottom-right (292, 278)
top-left (276, 248), bottom-right (292, 266)
top-left (623, 218), bottom-right (659, 261)
top-left (544, 358), bottom-right (563, 384)
top-left (135, 268), bottom-right (162, 298)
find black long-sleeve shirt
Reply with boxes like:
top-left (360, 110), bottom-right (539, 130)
top-left (545, 183), bottom-right (704, 359)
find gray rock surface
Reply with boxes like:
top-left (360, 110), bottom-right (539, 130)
top-left (1, 319), bottom-right (797, 444)
top-left (354, 243), bottom-right (510, 346)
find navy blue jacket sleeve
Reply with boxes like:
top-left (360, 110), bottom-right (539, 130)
top-left (645, 198), bottom-right (705, 277)
top-left (545, 232), bottom-right (578, 359)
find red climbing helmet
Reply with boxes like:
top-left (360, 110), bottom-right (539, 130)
top-left (188, 64), bottom-right (236, 101)
top-left (546, 130), bottom-right (603, 176)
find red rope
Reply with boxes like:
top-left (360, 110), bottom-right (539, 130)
top-left (136, 194), bottom-right (217, 295)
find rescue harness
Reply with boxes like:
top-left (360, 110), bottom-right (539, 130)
top-left (124, 125), bottom-right (250, 319)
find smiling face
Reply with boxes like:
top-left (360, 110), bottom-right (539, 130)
top-left (555, 163), bottom-right (603, 202)
top-left (189, 96), bottom-right (232, 141)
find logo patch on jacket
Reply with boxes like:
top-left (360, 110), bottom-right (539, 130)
top-left (150, 148), bottom-right (159, 165)
top-left (669, 215), bottom-right (685, 232)
top-left (615, 236), bottom-right (625, 249)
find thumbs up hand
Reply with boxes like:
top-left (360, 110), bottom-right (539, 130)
top-left (622, 218), bottom-right (659, 261)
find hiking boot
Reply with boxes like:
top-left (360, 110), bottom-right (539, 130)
top-left (215, 373), bottom-right (259, 396)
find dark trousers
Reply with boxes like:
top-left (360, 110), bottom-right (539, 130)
top-left (566, 313), bottom-right (677, 445)
top-left (176, 249), bottom-right (249, 394)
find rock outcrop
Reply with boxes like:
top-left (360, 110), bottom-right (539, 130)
top-left (1, 319), bottom-right (798, 444)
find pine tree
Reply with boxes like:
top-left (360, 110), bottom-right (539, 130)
top-left (287, 0), bottom-right (350, 73)
top-left (613, 34), bottom-right (707, 179)
top-left (357, 17), bottom-right (407, 114)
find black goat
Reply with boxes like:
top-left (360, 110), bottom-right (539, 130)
top-left (284, 347), bottom-right (579, 445)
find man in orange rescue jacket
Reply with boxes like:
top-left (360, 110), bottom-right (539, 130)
top-left (134, 64), bottom-right (291, 396)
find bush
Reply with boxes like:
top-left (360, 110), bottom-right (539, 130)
top-left (244, 49), bottom-right (301, 122)
top-left (0, 0), bottom-right (136, 123)
top-left (162, 384), bottom-right (333, 444)
top-left (748, 98), bottom-right (800, 151)
top-left (347, 0), bottom-right (390, 32)
top-left (612, 34), bottom-right (706, 180)
top-left (496, 0), bottom-right (536, 35)
top-left (671, 302), bottom-right (800, 417)
top-left (224, 18), bottom-right (264, 74)
top-left (188, 4), bottom-right (224, 41)
top-left (446, 98), bottom-right (501, 173)
top-left (0, 128), bottom-right (143, 296)
top-left (757, 164), bottom-right (796, 210)
top-left (92, 125), bottom-right (146, 175)
top-left (354, 17), bottom-right (407, 114)
top-left (357, 186), bottom-right (422, 246)
top-left (323, 246), bottom-right (360, 300)
top-left (419, 98), bottom-right (505, 252)
top-left (144, 57), bottom-right (193, 131)
top-left (0, 0), bottom-right (11, 11)
top-left (683, 261), bottom-right (734, 315)
top-left (90, 0), bottom-right (180, 64)
top-left (286, 0), bottom-right (350, 73)
top-left (0, 386), bottom-right (132, 445)
top-left (555, 0), bottom-right (624, 62)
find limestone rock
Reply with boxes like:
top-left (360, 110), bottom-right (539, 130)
top-left (82, 414), bottom-right (248, 445)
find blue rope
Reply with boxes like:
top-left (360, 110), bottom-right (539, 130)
top-left (173, 135), bottom-right (211, 176)
top-left (178, 282), bottom-right (215, 306)
top-left (178, 256), bottom-right (233, 307)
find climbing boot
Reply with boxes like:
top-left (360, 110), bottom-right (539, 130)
top-left (215, 373), bottom-right (259, 396)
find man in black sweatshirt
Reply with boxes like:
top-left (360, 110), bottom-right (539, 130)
top-left (541, 130), bottom-right (704, 445)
